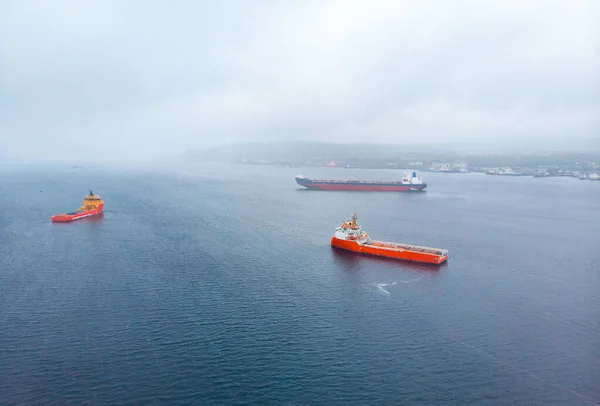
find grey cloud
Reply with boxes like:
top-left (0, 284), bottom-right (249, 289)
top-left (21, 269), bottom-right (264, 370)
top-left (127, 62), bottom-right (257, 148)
top-left (0, 0), bottom-right (598, 161)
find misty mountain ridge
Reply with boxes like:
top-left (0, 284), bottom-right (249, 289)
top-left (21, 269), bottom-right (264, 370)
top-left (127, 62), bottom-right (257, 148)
top-left (181, 140), bottom-right (600, 165)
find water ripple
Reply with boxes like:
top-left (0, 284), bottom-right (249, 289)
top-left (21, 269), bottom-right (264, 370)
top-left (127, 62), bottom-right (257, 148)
top-left (1, 165), bottom-right (599, 405)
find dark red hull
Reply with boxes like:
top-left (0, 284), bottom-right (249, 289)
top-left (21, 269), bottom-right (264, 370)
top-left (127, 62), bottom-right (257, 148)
top-left (295, 175), bottom-right (426, 191)
top-left (306, 184), bottom-right (425, 191)
top-left (298, 183), bottom-right (426, 191)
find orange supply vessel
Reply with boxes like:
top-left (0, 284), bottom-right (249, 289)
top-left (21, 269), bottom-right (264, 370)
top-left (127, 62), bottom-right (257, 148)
top-left (331, 213), bottom-right (448, 265)
top-left (51, 190), bottom-right (104, 222)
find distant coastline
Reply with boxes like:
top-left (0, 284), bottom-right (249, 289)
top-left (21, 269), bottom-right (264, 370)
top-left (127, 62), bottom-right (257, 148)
top-left (181, 141), bottom-right (600, 178)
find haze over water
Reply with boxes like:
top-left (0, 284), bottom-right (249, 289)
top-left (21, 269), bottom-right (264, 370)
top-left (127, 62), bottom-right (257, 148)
top-left (1, 1), bottom-right (599, 161)
top-left (1, 163), bottom-right (599, 404)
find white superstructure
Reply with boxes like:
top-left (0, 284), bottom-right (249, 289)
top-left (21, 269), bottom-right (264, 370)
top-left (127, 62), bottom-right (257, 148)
top-left (333, 213), bottom-right (371, 243)
top-left (401, 171), bottom-right (423, 185)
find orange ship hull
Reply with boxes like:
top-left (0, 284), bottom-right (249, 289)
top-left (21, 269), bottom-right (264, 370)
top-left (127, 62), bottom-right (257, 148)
top-left (331, 236), bottom-right (448, 265)
top-left (51, 204), bottom-right (104, 222)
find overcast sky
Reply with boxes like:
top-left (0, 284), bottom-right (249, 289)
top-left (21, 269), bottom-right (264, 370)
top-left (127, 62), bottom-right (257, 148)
top-left (1, 0), bottom-right (598, 161)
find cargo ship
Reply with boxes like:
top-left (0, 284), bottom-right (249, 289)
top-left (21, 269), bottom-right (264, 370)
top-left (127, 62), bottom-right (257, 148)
top-left (331, 213), bottom-right (448, 264)
top-left (295, 172), bottom-right (426, 191)
top-left (51, 190), bottom-right (104, 222)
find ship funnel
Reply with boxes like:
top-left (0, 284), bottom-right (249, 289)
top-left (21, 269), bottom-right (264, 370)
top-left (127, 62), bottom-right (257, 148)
top-left (412, 171), bottom-right (417, 178)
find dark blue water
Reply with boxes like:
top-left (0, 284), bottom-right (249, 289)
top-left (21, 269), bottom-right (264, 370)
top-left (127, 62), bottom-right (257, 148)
top-left (1, 163), bottom-right (599, 405)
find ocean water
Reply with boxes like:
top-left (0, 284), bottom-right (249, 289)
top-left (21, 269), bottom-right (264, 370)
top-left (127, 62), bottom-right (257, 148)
top-left (1, 163), bottom-right (599, 405)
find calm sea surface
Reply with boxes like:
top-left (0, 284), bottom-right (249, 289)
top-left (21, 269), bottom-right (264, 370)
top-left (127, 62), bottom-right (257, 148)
top-left (1, 163), bottom-right (599, 405)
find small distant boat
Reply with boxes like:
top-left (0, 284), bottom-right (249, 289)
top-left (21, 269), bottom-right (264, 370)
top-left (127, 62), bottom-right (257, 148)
top-left (295, 172), bottom-right (426, 191)
top-left (330, 213), bottom-right (448, 265)
top-left (588, 173), bottom-right (599, 181)
top-left (51, 190), bottom-right (104, 222)
top-left (579, 173), bottom-right (587, 180)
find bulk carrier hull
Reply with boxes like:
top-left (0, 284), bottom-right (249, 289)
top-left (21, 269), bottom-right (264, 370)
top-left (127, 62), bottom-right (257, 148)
top-left (331, 236), bottom-right (448, 264)
top-left (295, 175), bottom-right (426, 191)
top-left (51, 204), bottom-right (104, 222)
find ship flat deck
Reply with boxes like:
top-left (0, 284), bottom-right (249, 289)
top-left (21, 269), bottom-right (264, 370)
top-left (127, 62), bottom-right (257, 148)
top-left (369, 240), bottom-right (447, 256)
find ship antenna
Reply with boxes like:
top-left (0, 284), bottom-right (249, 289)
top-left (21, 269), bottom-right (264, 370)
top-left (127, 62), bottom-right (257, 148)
top-left (352, 212), bottom-right (357, 223)
top-left (89, 189), bottom-right (94, 196)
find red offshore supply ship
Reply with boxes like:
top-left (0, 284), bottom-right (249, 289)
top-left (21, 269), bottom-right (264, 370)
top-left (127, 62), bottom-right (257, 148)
top-left (51, 190), bottom-right (104, 222)
top-left (295, 172), bottom-right (426, 191)
top-left (331, 213), bottom-right (448, 264)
